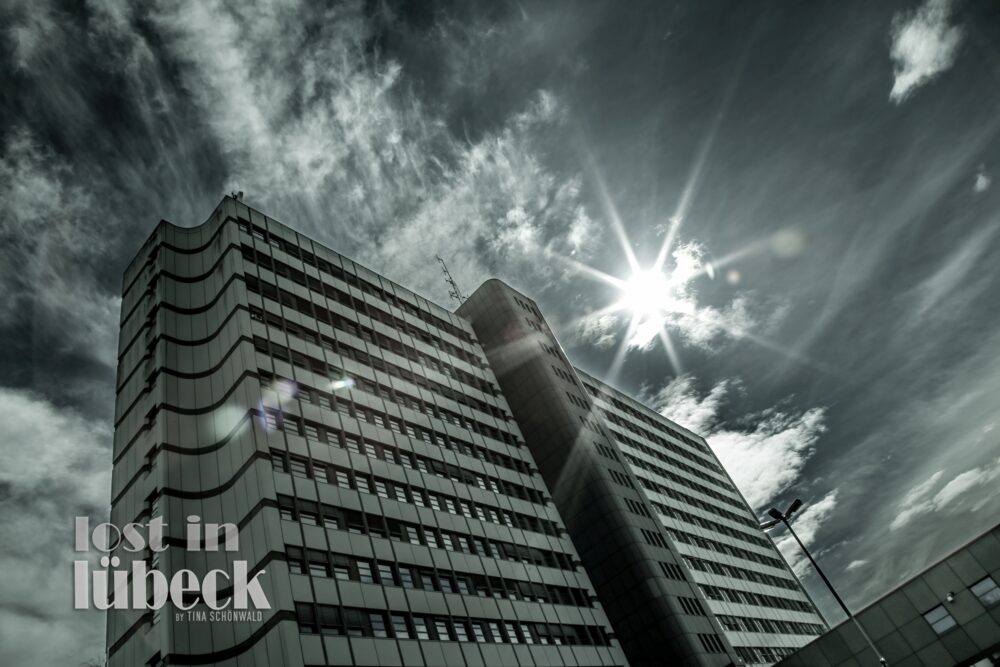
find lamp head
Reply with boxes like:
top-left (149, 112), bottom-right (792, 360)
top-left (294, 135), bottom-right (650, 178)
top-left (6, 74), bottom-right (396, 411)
top-left (787, 498), bottom-right (803, 516)
top-left (767, 508), bottom-right (784, 521)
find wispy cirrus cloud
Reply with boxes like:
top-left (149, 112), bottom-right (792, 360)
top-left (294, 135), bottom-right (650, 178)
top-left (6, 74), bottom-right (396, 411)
top-left (127, 0), bottom-right (600, 304)
top-left (575, 313), bottom-right (621, 350)
top-left (0, 129), bottom-right (122, 405)
top-left (889, 0), bottom-right (963, 103)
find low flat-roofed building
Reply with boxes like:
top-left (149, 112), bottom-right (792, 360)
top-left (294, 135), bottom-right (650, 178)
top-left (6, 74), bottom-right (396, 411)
top-left (776, 522), bottom-right (1000, 667)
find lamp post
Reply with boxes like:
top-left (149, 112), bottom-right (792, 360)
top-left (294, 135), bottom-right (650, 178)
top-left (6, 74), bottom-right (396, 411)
top-left (761, 499), bottom-right (887, 666)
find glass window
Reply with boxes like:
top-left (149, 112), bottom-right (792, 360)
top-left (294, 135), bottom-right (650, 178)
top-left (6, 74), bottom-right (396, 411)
top-left (392, 614), bottom-right (412, 639)
top-left (378, 563), bottom-right (395, 586)
top-left (289, 458), bottom-right (309, 479)
top-left (453, 620), bottom-right (469, 642)
top-left (370, 612), bottom-right (388, 638)
top-left (319, 606), bottom-right (342, 635)
top-left (923, 605), bottom-right (957, 634)
top-left (356, 476), bottom-right (372, 494)
top-left (414, 617), bottom-right (430, 640)
top-left (357, 561), bottom-right (374, 584)
top-left (434, 619), bottom-right (452, 641)
top-left (971, 576), bottom-right (1000, 607)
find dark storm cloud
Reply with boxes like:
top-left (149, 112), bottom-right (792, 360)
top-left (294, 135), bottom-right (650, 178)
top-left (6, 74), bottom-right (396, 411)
top-left (1, 0), bottom-right (999, 659)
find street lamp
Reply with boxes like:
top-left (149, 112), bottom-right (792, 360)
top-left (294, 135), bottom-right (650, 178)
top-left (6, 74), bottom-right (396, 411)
top-left (761, 499), bottom-right (888, 666)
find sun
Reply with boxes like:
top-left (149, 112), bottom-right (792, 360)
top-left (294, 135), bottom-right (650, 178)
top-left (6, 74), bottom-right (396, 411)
top-left (621, 268), bottom-right (673, 319)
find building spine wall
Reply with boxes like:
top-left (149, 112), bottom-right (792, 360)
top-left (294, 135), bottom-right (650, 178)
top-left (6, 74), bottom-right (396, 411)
top-left (459, 280), bottom-right (739, 667)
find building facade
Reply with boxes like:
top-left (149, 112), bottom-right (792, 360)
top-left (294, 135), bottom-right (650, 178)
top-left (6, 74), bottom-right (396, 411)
top-left (108, 196), bottom-right (626, 667)
top-left (577, 372), bottom-right (827, 666)
top-left (776, 522), bottom-right (1000, 667)
top-left (109, 196), bottom-right (823, 667)
top-left (458, 281), bottom-right (826, 667)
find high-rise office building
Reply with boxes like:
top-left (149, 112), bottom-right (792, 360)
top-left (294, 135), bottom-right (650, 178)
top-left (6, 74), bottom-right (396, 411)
top-left (108, 196), bottom-right (821, 667)
top-left (108, 196), bottom-right (626, 667)
top-left (458, 282), bottom-right (826, 667)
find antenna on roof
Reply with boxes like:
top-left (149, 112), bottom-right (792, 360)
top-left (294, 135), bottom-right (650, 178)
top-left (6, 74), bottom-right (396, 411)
top-left (230, 190), bottom-right (244, 201)
top-left (436, 255), bottom-right (466, 304)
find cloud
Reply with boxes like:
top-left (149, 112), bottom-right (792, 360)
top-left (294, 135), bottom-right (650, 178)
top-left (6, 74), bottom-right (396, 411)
top-left (610, 243), bottom-right (763, 352)
top-left (646, 375), bottom-right (827, 509)
top-left (907, 222), bottom-right (999, 323)
top-left (890, 460), bottom-right (1000, 530)
top-left (642, 374), bottom-right (734, 435)
top-left (773, 490), bottom-right (839, 576)
top-left (125, 1), bottom-right (600, 306)
top-left (709, 408), bottom-right (827, 510)
top-left (0, 387), bottom-right (111, 666)
top-left (933, 459), bottom-right (1000, 506)
top-left (576, 313), bottom-right (621, 350)
top-left (889, 0), bottom-right (963, 103)
top-left (3, 0), bottom-right (58, 69)
top-left (974, 165), bottom-right (991, 193)
top-left (846, 559), bottom-right (868, 571)
top-left (0, 129), bottom-right (123, 389)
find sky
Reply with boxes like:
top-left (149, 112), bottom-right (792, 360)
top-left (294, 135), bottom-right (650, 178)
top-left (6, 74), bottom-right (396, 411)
top-left (1, 0), bottom-right (999, 663)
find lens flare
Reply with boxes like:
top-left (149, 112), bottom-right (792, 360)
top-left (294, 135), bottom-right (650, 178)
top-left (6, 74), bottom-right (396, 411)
top-left (329, 377), bottom-right (355, 392)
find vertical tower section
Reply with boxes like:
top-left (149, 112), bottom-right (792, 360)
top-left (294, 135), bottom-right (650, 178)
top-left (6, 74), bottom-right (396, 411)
top-left (109, 197), bottom-right (627, 667)
top-left (459, 280), bottom-right (738, 667)
top-left (110, 198), bottom-right (293, 667)
top-left (577, 374), bottom-right (827, 666)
